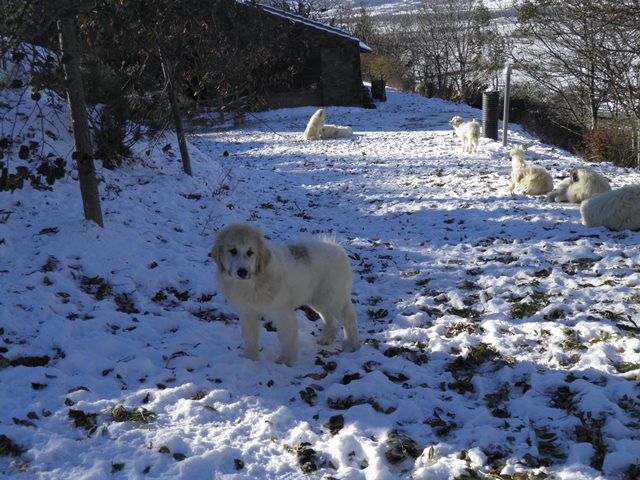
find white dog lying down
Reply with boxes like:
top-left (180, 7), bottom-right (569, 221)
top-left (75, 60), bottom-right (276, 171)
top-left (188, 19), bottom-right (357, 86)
top-left (449, 116), bottom-right (480, 153)
top-left (212, 223), bottom-right (360, 366)
top-left (303, 108), bottom-right (326, 140)
top-left (321, 124), bottom-right (353, 139)
top-left (509, 144), bottom-right (554, 195)
top-left (303, 109), bottom-right (353, 140)
top-left (580, 184), bottom-right (640, 231)
top-left (546, 167), bottom-right (611, 203)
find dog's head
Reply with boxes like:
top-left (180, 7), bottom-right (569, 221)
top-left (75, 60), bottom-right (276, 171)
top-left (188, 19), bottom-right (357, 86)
top-left (449, 116), bottom-right (464, 128)
top-left (510, 146), bottom-right (527, 169)
top-left (212, 223), bottom-right (271, 281)
top-left (511, 144), bottom-right (528, 156)
top-left (312, 108), bottom-right (326, 123)
top-left (569, 167), bottom-right (589, 184)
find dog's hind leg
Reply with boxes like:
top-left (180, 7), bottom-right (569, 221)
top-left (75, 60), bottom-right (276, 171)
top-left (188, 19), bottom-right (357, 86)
top-left (274, 311), bottom-right (299, 366)
top-left (340, 302), bottom-right (360, 352)
top-left (314, 307), bottom-right (338, 346)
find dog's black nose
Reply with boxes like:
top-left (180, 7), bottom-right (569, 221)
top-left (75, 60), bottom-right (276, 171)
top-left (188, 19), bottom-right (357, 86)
top-left (237, 268), bottom-right (248, 279)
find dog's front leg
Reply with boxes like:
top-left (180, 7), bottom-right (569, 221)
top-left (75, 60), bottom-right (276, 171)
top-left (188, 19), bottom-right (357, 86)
top-left (274, 311), bottom-right (299, 366)
top-left (239, 312), bottom-right (261, 361)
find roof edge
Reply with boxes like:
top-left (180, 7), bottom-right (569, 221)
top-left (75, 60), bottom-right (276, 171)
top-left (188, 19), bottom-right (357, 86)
top-left (236, 1), bottom-right (372, 52)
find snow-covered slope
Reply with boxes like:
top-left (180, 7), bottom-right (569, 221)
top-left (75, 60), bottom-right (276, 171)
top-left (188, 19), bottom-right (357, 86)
top-left (1, 86), bottom-right (639, 480)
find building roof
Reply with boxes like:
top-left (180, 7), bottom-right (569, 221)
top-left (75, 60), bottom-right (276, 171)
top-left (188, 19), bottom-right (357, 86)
top-left (238, 1), bottom-right (373, 52)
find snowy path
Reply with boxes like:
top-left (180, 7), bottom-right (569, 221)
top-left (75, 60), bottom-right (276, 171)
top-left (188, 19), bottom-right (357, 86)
top-left (2, 87), bottom-right (639, 479)
top-left (185, 95), bottom-right (640, 478)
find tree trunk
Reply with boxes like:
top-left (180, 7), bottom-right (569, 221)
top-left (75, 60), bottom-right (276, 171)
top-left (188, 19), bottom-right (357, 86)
top-left (159, 51), bottom-right (192, 176)
top-left (57, 5), bottom-right (104, 227)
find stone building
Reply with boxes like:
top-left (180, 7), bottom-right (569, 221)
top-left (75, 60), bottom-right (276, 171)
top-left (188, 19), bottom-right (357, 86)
top-left (234, 1), bottom-right (372, 109)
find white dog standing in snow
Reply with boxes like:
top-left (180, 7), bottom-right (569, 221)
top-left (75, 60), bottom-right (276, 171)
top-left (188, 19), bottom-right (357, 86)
top-left (303, 109), bottom-right (326, 141)
top-left (580, 184), bottom-right (640, 231)
top-left (546, 167), bottom-right (611, 203)
top-left (509, 144), bottom-right (554, 195)
top-left (449, 116), bottom-right (480, 153)
top-left (212, 223), bottom-right (360, 366)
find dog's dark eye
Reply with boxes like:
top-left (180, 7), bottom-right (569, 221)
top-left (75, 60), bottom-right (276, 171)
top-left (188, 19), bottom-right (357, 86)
top-left (229, 248), bottom-right (238, 256)
top-left (247, 250), bottom-right (254, 257)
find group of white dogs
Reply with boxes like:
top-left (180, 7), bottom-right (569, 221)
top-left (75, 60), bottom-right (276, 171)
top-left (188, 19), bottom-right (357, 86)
top-left (450, 115), bottom-right (640, 233)
top-left (211, 110), bottom-right (639, 367)
top-left (305, 110), bottom-right (640, 233)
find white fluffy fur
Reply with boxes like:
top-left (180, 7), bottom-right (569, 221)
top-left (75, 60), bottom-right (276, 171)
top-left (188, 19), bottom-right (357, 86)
top-left (449, 116), bottom-right (480, 153)
top-left (580, 184), bottom-right (640, 231)
top-left (510, 143), bottom-right (528, 165)
top-left (321, 124), bottom-right (353, 139)
top-left (546, 167), bottom-right (611, 203)
top-left (509, 144), bottom-right (553, 195)
top-left (303, 109), bottom-right (325, 141)
top-left (213, 223), bottom-right (359, 366)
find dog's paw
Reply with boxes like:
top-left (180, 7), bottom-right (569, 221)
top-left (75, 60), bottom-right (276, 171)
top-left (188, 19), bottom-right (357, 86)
top-left (342, 341), bottom-right (360, 353)
top-left (275, 354), bottom-right (296, 367)
top-left (317, 331), bottom-right (337, 345)
top-left (244, 349), bottom-right (259, 361)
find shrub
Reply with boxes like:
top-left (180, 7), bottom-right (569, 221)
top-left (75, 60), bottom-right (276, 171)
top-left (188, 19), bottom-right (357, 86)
top-left (94, 103), bottom-right (134, 169)
top-left (362, 54), bottom-right (413, 91)
top-left (583, 122), bottom-right (636, 168)
top-left (508, 84), bottom-right (583, 152)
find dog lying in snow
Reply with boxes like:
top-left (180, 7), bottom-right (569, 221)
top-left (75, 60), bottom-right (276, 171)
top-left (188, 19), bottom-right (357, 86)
top-left (321, 124), bottom-right (353, 139)
top-left (303, 109), bottom-right (353, 140)
top-left (303, 109), bottom-right (326, 140)
top-left (212, 223), bottom-right (360, 366)
top-left (509, 144), bottom-right (553, 195)
top-left (449, 116), bottom-right (480, 153)
top-left (580, 184), bottom-right (640, 231)
top-left (546, 167), bottom-right (611, 203)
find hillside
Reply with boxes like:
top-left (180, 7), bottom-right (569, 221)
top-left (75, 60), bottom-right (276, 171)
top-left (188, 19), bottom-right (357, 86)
top-left (1, 86), bottom-right (640, 479)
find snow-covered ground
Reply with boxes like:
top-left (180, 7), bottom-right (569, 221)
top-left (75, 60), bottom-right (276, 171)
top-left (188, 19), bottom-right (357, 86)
top-left (1, 85), bottom-right (640, 480)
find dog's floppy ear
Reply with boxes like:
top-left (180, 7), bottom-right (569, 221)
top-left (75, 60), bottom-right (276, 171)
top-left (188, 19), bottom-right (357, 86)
top-left (570, 169), bottom-right (580, 183)
top-left (212, 240), bottom-right (225, 271)
top-left (254, 235), bottom-right (272, 275)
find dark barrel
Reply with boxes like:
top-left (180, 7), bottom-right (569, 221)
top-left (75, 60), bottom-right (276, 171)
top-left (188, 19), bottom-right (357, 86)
top-left (482, 91), bottom-right (499, 140)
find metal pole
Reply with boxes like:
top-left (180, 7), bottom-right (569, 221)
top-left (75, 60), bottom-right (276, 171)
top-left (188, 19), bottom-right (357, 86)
top-left (637, 122), bottom-right (640, 169)
top-left (502, 63), bottom-right (512, 147)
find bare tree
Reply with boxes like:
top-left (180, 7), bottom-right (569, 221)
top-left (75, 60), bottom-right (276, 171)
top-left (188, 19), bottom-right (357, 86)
top-left (514, 0), bottom-right (612, 131)
top-left (406, 0), bottom-right (503, 99)
top-left (154, 34), bottom-right (193, 177)
top-left (57, 0), bottom-right (104, 226)
top-left (596, 0), bottom-right (640, 166)
top-left (594, 0), bottom-right (640, 121)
